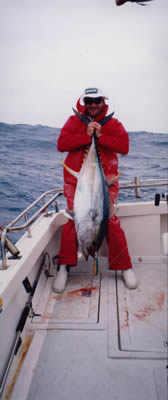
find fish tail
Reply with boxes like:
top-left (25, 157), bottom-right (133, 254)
top-left (93, 254), bottom-right (98, 275)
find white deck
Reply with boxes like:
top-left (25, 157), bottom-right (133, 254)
top-left (0, 201), bottom-right (167, 400)
top-left (9, 258), bottom-right (167, 400)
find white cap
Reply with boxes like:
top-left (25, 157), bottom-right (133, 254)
top-left (80, 87), bottom-right (108, 105)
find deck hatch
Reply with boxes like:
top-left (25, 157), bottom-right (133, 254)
top-left (116, 262), bottom-right (167, 354)
top-left (32, 273), bottom-right (100, 326)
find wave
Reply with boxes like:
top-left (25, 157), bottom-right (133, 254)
top-left (0, 122), bottom-right (167, 231)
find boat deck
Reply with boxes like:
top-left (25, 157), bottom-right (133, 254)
top-left (10, 258), bottom-right (167, 400)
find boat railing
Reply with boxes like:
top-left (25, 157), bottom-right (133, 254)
top-left (0, 188), bottom-right (63, 269)
top-left (119, 177), bottom-right (168, 198)
top-left (0, 178), bottom-right (168, 270)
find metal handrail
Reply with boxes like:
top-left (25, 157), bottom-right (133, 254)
top-left (6, 190), bottom-right (63, 232)
top-left (0, 189), bottom-right (63, 269)
top-left (0, 178), bottom-right (168, 269)
top-left (5, 188), bottom-right (63, 231)
top-left (119, 177), bottom-right (168, 198)
top-left (119, 178), bottom-right (168, 189)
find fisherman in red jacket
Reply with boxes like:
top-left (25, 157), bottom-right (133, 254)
top-left (53, 88), bottom-right (138, 293)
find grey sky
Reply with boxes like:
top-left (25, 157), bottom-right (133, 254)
top-left (0, 0), bottom-right (167, 132)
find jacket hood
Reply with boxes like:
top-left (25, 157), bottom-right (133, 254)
top-left (76, 98), bottom-right (109, 121)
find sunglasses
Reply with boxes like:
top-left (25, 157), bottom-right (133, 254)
top-left (84, 97), bottom-right (103, 105)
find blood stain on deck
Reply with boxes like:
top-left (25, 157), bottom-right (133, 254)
top-left (52, 286), bottom-right (98, 300)
top-left (133, 291), bottom-right (165, 321)
top-left (121, 291), bottom-right (165, 326)
top-left (67, 286), bottom-right (98, 297)
top-left (155, 291), bottom-right (165, 310)
top-left (121, 307), bottom-right (129, 329)
top-left (133, 305), bottom-right (156, 321)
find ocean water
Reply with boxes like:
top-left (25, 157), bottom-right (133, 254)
top-left (0, 122), bottom-right (168, 243)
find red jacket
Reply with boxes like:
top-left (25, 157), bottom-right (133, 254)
top-left (57, 100), bottom-right (129, 201)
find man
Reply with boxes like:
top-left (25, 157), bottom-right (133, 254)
top-left (53, 88), bottom-right (138, 293)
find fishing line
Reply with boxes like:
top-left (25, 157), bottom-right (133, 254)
top-left (93, 253), bottom-right (98, 275)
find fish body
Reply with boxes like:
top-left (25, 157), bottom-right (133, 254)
top-left (73, 135), bottom-right (109, 260)
top-left (62, 109), bottom-right (120, 260)
top-left (63, 134), bottom-right (110, 260)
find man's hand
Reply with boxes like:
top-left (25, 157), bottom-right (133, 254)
top-left (86, 122), bottom-right (102, 138)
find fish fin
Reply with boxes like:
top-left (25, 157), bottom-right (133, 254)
top-left (106, 170), bottom-right (123, 187)
top-left (78, 251), bottom-right (83, 260)
top-left (72, 108), bottom-right (90, 126)
top-left (83, 248), bottom-right (89, 261)
top-left (61, 160), bottom-right (79, 179)
top-left (66, 209), bottom-right (74, 218)
top-left (98, 112), bottom-right (115, 126)
top-left (109, 202), bottom-right (119, 219)
top-left (62, 209), bottom-right (74, 220)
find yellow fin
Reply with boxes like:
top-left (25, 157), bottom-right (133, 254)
top-left (61, 161), bottom-right (79, 179)
top-left (107, 170), bottom-right (122, 187)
